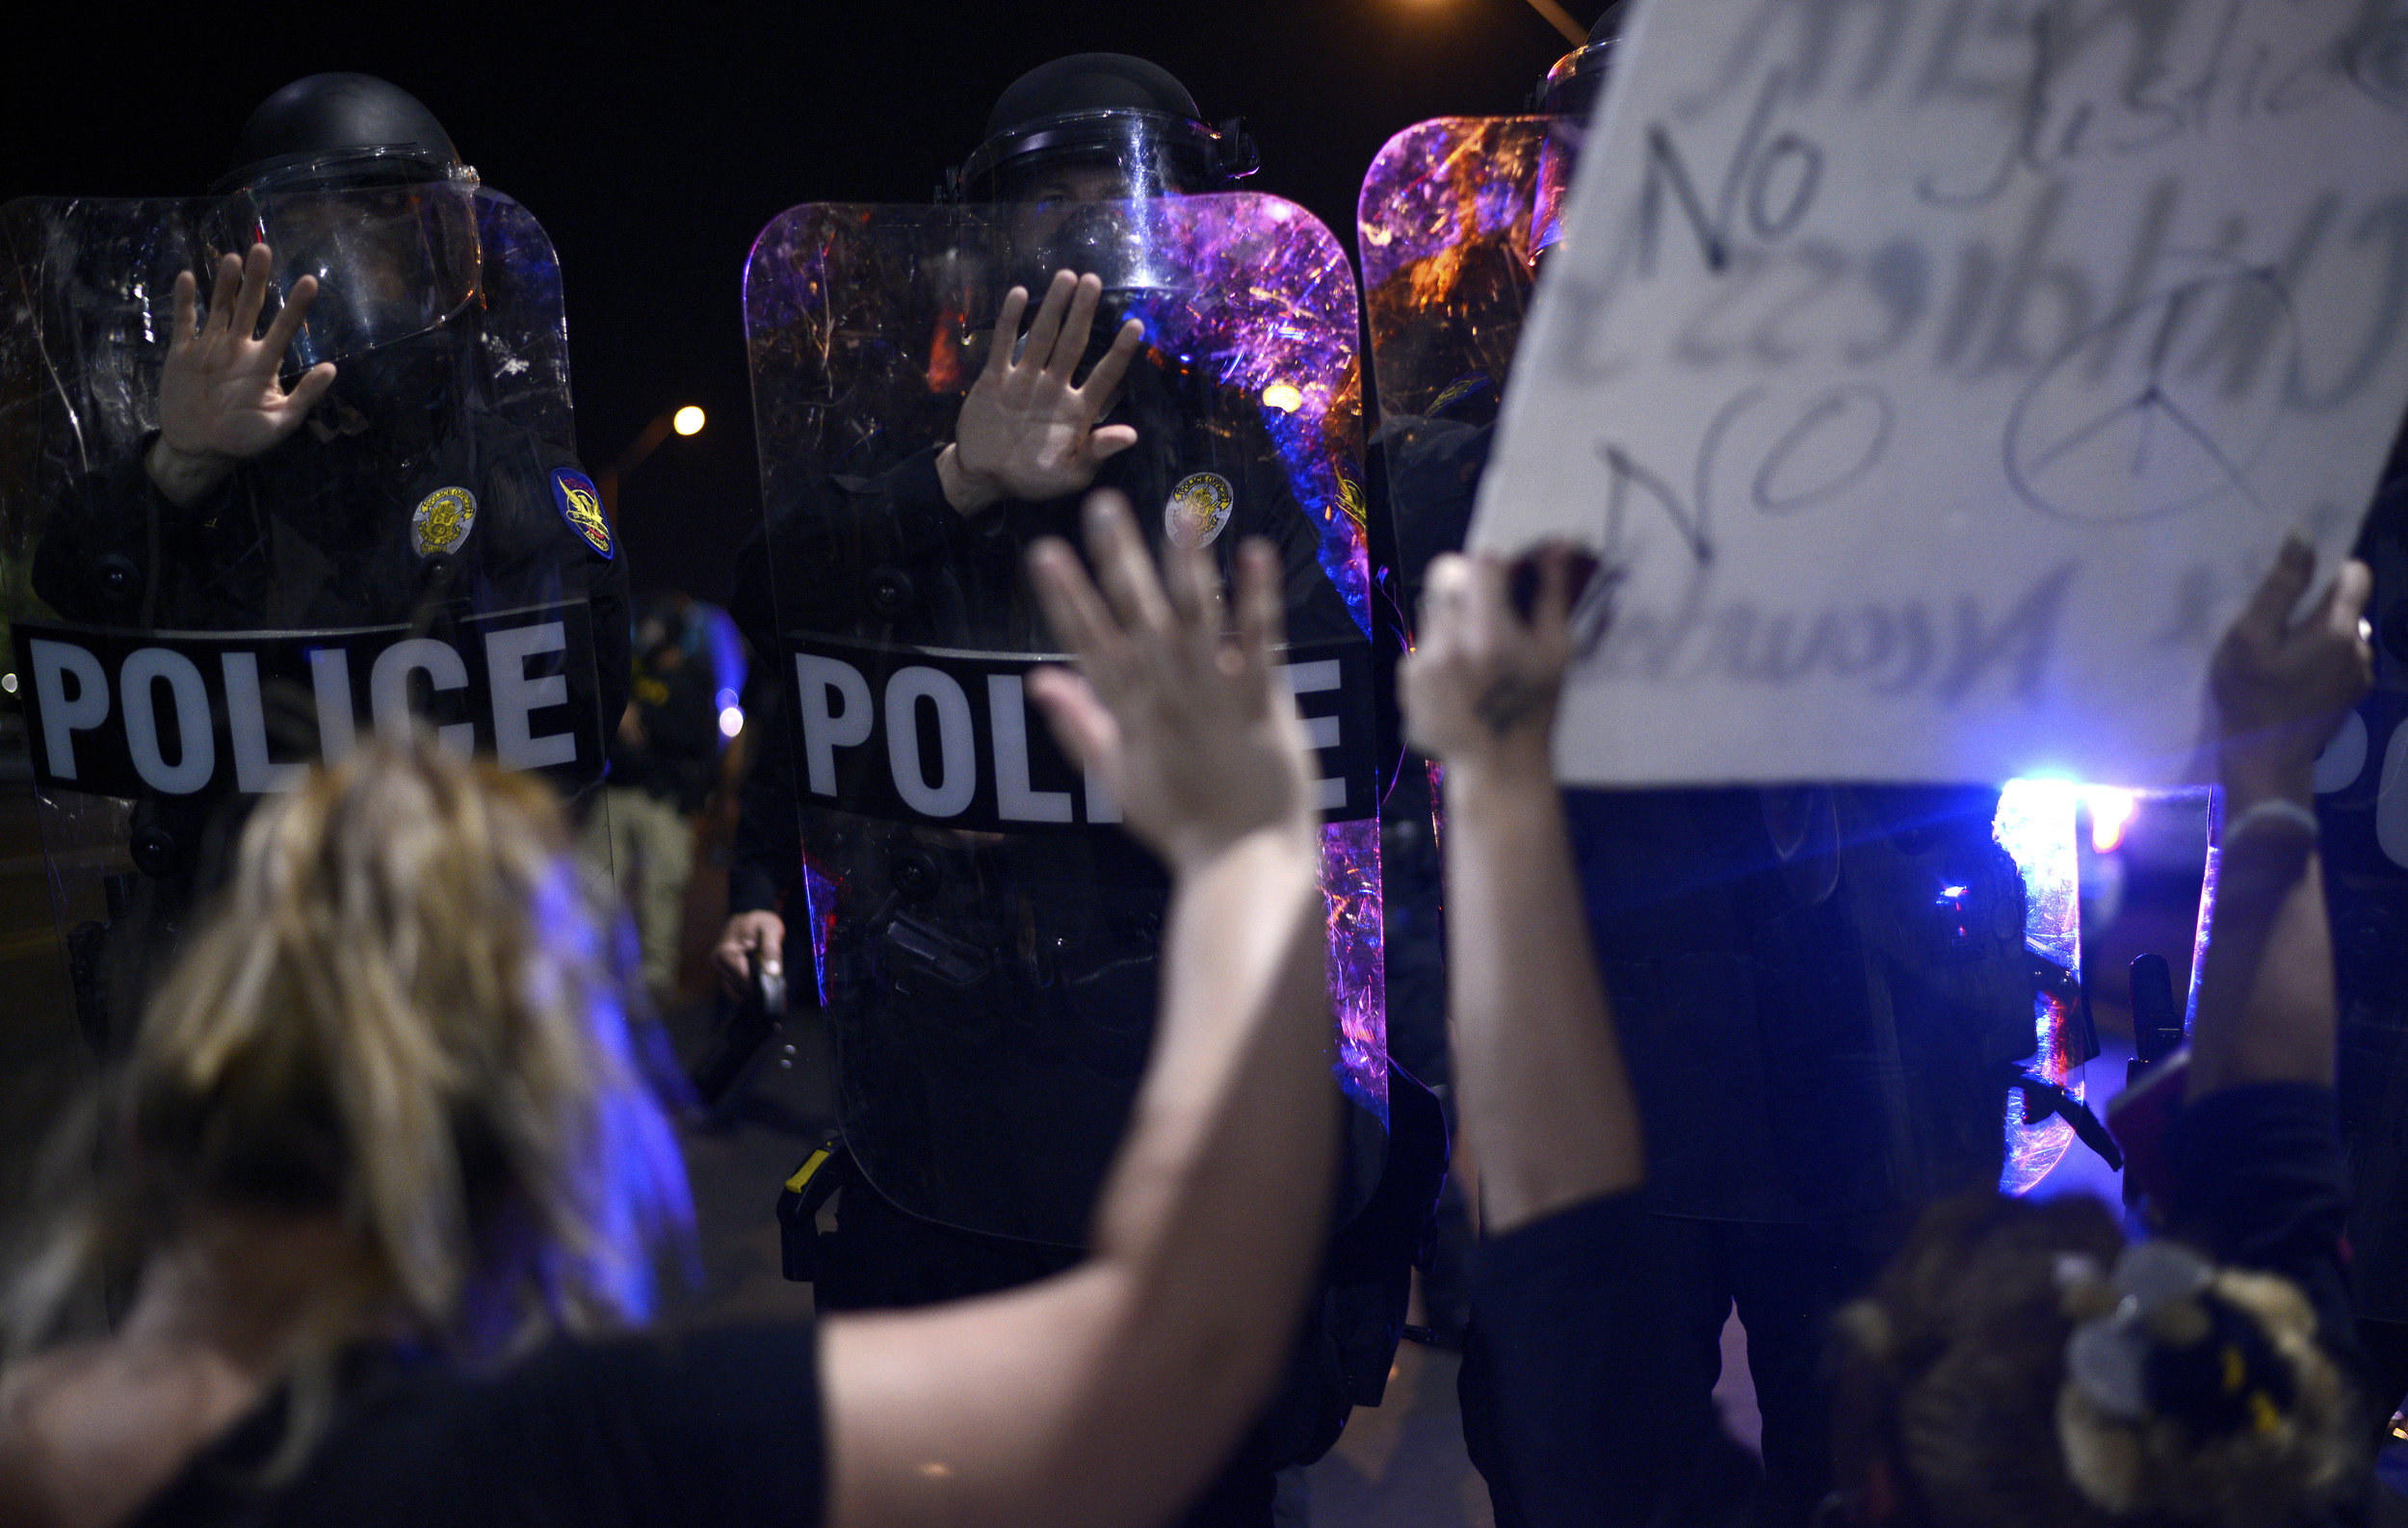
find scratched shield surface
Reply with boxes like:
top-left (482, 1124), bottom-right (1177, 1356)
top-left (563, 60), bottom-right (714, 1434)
top-left (742, 196), bottom-right (1386, 1247)
top-left (1359, 116), bottom-right (1554, 613)
top-left (0, 187), bottom-right (603, 1068)
top-left (1475, 0), bottom-right (2408, 788)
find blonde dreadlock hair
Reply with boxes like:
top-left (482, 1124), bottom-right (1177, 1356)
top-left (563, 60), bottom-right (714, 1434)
top-left (1830, 1190), bottom-right (2359, 1528)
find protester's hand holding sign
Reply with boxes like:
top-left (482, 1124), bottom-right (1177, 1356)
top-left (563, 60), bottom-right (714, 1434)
top-left (1401, 546), bottom-right (1582, 788)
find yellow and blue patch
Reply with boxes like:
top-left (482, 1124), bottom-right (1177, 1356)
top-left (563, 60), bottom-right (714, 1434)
top-left (551, 468), bottom-right (613, 561)
top-left (1429, 372), bottom-right (1496, 418)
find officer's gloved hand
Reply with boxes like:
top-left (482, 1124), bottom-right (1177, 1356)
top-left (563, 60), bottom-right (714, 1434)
top-left (147, 243), bottom-right (338, 507)
top-left (714, 909), bottom-right (786, 999)
top-left (938, 270), bottom-right (1143, 517)
top-left (1025, 490), bottom-right (1318, 876)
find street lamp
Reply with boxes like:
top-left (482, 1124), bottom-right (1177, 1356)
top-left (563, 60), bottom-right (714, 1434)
top-left (1522, 0), bottom-right (1587, 43)
top-left (1404, 0), bottom-right (1587, 44)
top-left (596, 404), bottom-right (708, 518)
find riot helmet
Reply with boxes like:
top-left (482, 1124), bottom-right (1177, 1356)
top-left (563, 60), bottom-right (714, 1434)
top-left (948, 54), bottom-right (1259, 205)
top-left (213, 73), bottom-right (483, 372)
top-left (1531, 5), bottom-right (1625, 269)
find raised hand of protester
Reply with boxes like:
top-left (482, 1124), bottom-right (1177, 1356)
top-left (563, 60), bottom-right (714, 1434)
top-left (939, 270), bottom-right (1144, 515)
top-left (147, 244), bottom-right (337, 508)
top-left (1400, 545), bottom-right (1581, 780)
top-left (1025, 490), bottom-right (1317, 873)
top-left (2208, 536), bottom-right (2373, 805)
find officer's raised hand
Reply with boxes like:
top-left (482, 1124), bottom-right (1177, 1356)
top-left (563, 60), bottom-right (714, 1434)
top-left (1025, 490), bottom-right (1318, 873)
top-left (938, 270), bottom-right (1145, 516)
top-left (145, 244), bottom-right (337, 508)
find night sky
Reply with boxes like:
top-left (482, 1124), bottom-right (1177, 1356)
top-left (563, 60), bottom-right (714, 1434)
top-left (3, 1), bottom-right (1604, 605)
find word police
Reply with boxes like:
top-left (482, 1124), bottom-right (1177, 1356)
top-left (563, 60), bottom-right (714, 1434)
top-left (16, 604), bottom-right (604, 799)
top-left (790, 633), bottom-right (1377, 832)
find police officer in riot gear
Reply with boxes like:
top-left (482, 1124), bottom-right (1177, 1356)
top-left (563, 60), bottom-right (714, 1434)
top-left (1360, 17), bottom-right (2079, 1525)
top-left (24, 73), bottom-right (628, 1055)
top-left (723, 55), bottom-right (1433, 1527)
top-left (720, 53), bottom-right (1347, 1022)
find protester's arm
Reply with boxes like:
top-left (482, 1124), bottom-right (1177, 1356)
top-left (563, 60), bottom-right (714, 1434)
top-left (2186, 539), bottom-right (2374, 1102)
top-left (1414, 551), bottom-right (1767, 1524)
top-left (815, 493), bottom-right (1333, 1528)
top-left (1406, 549), bottom-right (1640, 1232)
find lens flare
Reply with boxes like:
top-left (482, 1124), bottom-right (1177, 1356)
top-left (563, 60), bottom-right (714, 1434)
top-left (2084, 787), bottom-right (2139, 854)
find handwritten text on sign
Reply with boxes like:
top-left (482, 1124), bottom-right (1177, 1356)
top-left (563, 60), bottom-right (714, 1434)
top-left (1475, 0), bottom-right (2408, 786)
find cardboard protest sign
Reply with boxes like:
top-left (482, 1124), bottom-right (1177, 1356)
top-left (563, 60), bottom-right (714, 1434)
top-left (1473, 0), bottom-right (2408, 786)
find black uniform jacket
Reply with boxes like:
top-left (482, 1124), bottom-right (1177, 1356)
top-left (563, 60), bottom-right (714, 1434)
top-left (32, 337), bottom-right (629, 734)
top-left (727, 360), bottom-right (1357, 920)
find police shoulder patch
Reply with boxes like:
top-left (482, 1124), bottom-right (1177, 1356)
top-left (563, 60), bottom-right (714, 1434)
top-left (1429, 372), bottom-right (1496, 418)
top-left (551, 468), bottom-right (613, 561)
top-left (1165, 471), bottom-right (1235, 550)
top-left (411, 486), bottom-right (478, 559)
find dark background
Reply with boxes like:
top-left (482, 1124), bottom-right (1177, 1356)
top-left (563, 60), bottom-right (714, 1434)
top-left (2, 0), bottom-right (1604, 604)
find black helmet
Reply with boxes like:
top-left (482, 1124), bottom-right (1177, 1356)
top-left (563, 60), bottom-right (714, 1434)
top-left (946, 53), bottom-right (1258, 203)
top-left (213, 75), bottom-right (482, 372)
top-left (216, 73), bottom-right (473, 196)
top-left (1530, 5), bottom-right (1626, 269)
top-left (1531, 3), bottom-right (1625, 120)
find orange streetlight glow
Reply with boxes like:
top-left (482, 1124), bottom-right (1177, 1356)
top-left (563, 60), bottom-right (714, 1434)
top-left (672, 406), bottom-right (707, 436)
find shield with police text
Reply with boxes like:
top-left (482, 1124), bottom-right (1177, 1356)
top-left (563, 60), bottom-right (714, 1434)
top-left (743, 195), bottom-right (1384, 1245)
top-left (0, 185), bottom-right (620, 1063)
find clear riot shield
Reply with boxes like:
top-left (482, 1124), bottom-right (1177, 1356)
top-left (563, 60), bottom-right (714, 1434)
top-left (0, 185), bottom-right (621, 1061)
top-left (1359, 121), bottom-right (2090, 1196)
top-left (745, 194), bottom-right (1384, 1247)
top-left (1357, 116), bottom-right (1555, 616)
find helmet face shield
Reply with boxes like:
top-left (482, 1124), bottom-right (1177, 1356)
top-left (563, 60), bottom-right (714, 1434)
top-left (955, 111), bottom-right (1255, 205)
top-left (1006, 197), bottom-right (1197, 302)
top-left (1530, 37), bottom-right (1614, 274)
top-left (217, 169), bottom-right (483, 371)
